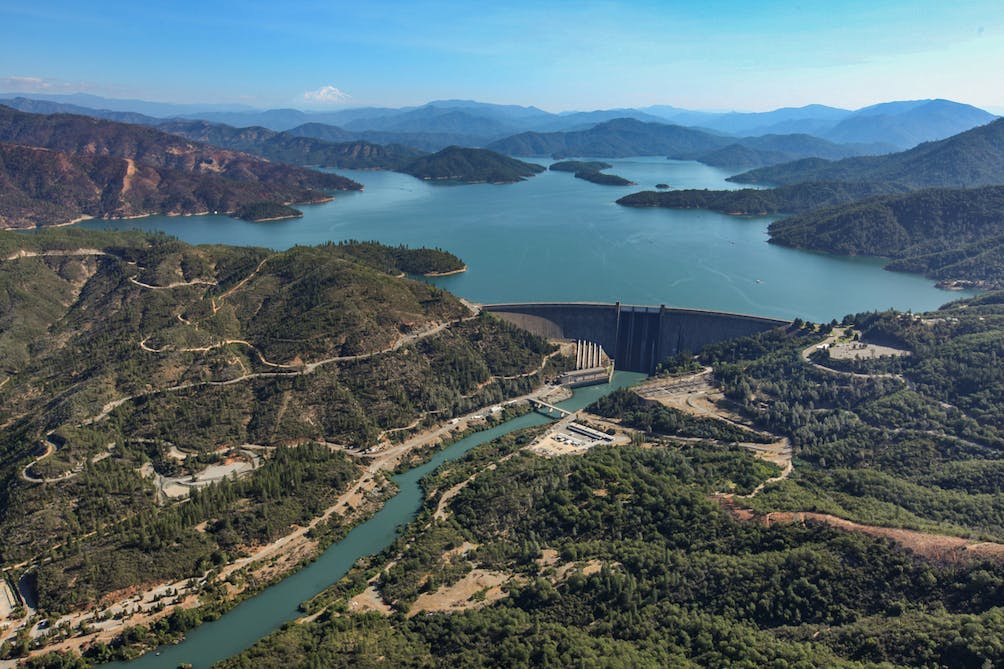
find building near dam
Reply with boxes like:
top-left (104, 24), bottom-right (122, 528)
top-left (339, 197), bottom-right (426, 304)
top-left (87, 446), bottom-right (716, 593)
top-left (485, 302), bottom-right (788, 375)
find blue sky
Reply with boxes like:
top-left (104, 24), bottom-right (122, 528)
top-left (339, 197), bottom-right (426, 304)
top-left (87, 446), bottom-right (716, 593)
top-left (2, 0), bottom-right (1002, 112)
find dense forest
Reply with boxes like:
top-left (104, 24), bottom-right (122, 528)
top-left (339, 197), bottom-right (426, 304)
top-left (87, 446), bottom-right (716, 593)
top-left (767, 186), bottom-right (1004, 287)
top-left (333, 240), bottom-right (465, 275)
top-left (0, 229), bottom-right (567, 623)
top-left (203, 290), bottom-right (1004, 669)
top-left (232, 202), bottom-right (303, 222)
top-left (616, 181), bottom-right (907, 215)
top-left (12, 247), bottom-right (1004, 666)
top-left (699, 294), bottom-right (1004, 541)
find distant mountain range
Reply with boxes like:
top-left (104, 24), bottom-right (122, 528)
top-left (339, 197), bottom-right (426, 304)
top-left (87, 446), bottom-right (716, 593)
top-left (0, 105), bottom-right (360, 228)
top-left (1, 94), bottom-right (995, 154)
top-left (157, 119), bottom-right (426, 169)
top-left (4, 96), bottom-right (909, 173)
top-left (730, 118), bottom-right (1004, 188)
top-left (639, 100), bottom-right (996, 149)
top-left (485, 118), bottom-right (892, 167)
top-left (4, 94), bottom-right (1004, 287)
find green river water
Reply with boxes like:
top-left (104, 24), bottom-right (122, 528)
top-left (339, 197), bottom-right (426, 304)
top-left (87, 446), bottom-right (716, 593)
top-left (111, 372), bottom-right (646, 668)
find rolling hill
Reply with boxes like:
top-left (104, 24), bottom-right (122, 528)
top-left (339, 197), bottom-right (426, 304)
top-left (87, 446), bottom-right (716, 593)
top-left (487, 119), bottom-right (889, 167)
top-left (158, 119), bottom-right (426, 169)
top-left (767, 186), bottom-right (1004, 287)
top-left (730, 118), bottom-right (1004, 188)
top-left (823, 99), bottom-right (998, 148)
top-left (0, 105), bottom-right (361, 227)
top-left (486, 118), bottom-right (729, 158)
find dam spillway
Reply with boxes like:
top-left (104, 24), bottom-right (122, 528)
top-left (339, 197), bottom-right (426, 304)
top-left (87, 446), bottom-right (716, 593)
top-left (484, 302), bottom-right (789, 374)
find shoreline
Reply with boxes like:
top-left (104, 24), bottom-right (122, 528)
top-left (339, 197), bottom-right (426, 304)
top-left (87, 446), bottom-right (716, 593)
top-left (424, 264), bottom-right (468, 277)
top-left (39, 193), bottom-right (339, 230)
top-left (241, 213), bottom-right (304, 223)
top-left (50, 214), bottom-right (95, 228)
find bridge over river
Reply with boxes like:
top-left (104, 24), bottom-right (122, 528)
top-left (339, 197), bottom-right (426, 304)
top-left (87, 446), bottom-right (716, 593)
top-left (484, 302), bottom-right (789, 374)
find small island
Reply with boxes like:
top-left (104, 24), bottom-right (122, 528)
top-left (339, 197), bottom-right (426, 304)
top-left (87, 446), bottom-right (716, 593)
top-left (548, 159), bottom-right (635, 187)
top-left (655, 183), bottom-right (670, 189)
top-left (549, 160), bottom-right (613, 173)
top-left (232, 202), bottom-right (304, 222)
top-left (574, 170), bottom-right (635, 186)
top-left (396, 146), bottom-right (545, 184)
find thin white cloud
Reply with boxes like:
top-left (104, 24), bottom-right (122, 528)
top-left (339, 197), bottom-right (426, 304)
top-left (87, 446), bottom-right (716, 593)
top-left (0, 75), bottom-right (107, 95)
top-left (302, 85), bottom-right (352, 105)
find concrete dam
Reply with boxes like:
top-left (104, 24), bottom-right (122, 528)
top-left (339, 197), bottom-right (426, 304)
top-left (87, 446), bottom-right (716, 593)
top-left (484, 302), bottom-right (789, 374)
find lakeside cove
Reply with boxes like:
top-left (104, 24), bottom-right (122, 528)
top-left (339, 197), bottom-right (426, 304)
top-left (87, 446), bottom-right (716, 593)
top-left (79, 157), bottom-right (976, 324)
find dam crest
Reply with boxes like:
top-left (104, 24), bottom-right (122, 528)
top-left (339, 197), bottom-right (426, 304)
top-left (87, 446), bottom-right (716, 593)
top-left (483, 302), bottom-right (788, 374)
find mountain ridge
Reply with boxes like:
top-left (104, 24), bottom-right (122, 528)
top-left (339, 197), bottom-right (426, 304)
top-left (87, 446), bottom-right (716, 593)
top-left (3, 94), bottom-right (994, 152)
top-left (0, 105), bottom-right (361, 227)
top-left (730, 117), bottom-right (1004, 188)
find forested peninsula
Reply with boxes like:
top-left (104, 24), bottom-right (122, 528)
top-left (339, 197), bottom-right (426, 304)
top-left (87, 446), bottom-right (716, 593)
top-left (616, 182), bottom-right (907, 215)
top-left (768, 186), bottom-right (1004, 288)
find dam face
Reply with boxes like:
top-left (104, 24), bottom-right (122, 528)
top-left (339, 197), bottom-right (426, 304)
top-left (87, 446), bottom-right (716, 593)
top-left (484, 302), bottom-right (788, 374)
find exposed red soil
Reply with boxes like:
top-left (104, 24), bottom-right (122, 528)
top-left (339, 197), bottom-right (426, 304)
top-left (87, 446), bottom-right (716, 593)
top-left (718, 496), bottom-right (1004, 563)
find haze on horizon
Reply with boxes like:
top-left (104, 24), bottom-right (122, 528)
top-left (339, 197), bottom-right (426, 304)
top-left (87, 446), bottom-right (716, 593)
top-left (2, 0), bottom-right (1003, 113)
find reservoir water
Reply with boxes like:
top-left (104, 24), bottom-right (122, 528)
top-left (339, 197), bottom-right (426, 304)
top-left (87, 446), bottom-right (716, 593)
top-left (111, 372), bottom-right (646, 669)
top-left (79, 157), bottom-right (974, 323)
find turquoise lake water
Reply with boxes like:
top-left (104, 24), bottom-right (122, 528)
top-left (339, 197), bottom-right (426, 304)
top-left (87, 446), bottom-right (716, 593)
top-left (79, 157), bottom-right (974, 322)
top-left (84, 158), bottom-right (981, 666)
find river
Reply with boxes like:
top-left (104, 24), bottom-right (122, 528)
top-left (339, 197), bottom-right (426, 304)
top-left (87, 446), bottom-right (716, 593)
top-left (110, 372), bottom-right (646, 669)
top-left (79, 157), bottom-right (974, 322)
